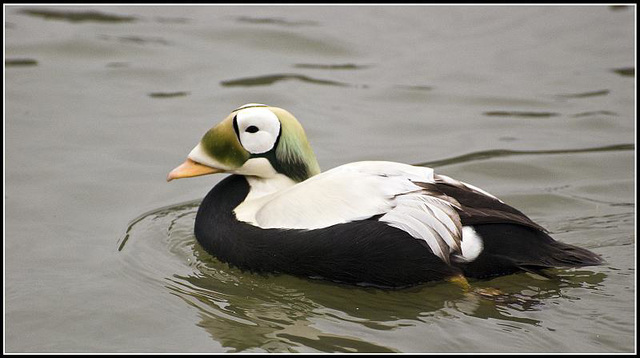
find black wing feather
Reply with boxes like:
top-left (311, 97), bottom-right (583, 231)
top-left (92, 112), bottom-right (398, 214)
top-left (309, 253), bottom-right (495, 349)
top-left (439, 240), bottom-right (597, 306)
top-left (415, 178), bottom-right (548, 232)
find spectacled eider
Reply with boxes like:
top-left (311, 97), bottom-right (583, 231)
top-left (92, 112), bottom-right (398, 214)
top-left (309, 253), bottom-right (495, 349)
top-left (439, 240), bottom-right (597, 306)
top-left (167, 103), bottom-right (602, 289)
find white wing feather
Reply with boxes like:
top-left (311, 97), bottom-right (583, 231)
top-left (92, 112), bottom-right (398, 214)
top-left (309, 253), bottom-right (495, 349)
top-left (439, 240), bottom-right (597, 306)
top-left (233, 161), bottom-right (463, 263)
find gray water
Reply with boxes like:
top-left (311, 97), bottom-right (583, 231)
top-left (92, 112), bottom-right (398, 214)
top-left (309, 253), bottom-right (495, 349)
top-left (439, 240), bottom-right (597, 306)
top-left (4, 5), bottom-right (636, 353)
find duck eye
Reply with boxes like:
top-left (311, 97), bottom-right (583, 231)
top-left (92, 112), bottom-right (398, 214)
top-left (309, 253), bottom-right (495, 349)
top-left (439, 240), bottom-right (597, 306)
top-left (245, 125), bottom-right (259, 133)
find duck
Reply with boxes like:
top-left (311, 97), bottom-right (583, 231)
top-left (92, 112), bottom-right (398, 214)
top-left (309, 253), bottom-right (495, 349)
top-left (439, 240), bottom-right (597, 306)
top-left (167, 103), bottom-right (603, 289)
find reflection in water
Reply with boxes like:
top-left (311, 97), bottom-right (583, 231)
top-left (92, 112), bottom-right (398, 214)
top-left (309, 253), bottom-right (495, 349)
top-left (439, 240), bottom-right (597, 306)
top-left (19, 8), bottom-right (137, 23)
top-left (611, 67), bottom-right (635, 77)
top-left (5, 58), bottom-right (38, 67)
top-left (294, 63), bottom-right (371, 70)
top-left (571, 110), bottom-right (618, 117)
top-left (148, 91), bottom-right (191, 99)
top-left (97, 34), bottom-right (171, 46)
top-left (119, 199), bottom-right (607, 352)
top-left (415, 143), bottom-right (634, 168)
top-left (483, 111), bottom-right (560, 118)
top-left (395, 84), bottom-right (434, 91)
top-left (208, 27), bottom-right (354, 57)
top-left (608, 5), bottom-right (631, 11)
top-left (236, 16), bottom-right (318, 27)
top-left (556, 89), bottom-right (610, 99)
top-left (220, 73), bottom-right (349, 88)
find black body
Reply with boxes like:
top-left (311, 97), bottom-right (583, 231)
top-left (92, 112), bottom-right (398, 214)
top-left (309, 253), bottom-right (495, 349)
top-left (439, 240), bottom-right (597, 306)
top-left (195, 175), bottom-right (602, 288)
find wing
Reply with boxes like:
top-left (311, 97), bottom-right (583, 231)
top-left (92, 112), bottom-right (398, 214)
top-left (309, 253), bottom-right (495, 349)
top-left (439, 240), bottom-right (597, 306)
top-left (431, 174), bottom-right (548, 233)
top-left (233, 161), bottom-right (463, 263)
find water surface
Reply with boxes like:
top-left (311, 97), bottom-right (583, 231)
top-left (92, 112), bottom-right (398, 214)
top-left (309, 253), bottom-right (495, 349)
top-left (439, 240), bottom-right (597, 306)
top-left (4, 5), bottom-right (635, 353)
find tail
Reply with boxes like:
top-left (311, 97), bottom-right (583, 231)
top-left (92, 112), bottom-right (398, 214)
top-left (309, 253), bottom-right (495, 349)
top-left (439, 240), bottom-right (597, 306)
top-left (514, 239), bottom-right (604, 278)
top-left (455, 223), bottom-right (603, 279)
top-left (533, 239), bottom-right (604, 267)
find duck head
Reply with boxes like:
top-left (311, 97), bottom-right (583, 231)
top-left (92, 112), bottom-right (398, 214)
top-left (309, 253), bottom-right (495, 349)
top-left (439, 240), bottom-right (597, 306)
top-left (167, 104), bottom-right (321, 183)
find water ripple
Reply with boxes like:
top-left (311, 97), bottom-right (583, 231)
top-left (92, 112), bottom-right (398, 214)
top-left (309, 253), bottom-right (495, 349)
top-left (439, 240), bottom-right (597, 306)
top-left (556, 89), bottom-right (610, 99)
top-left (117, 199), bottom-right (610, 352)
top-left (236, 16), bottom-right (318, 27)
top-left (415, 143), bottom-right (634, 168)
top-left (611, 67), bottom-right (635, 77)
top-left (148, 91), bottom-right (190, 99)
top-left (294, 63), bottom-right (371, 70)
top-left (220, 73), bottom-right (350, 88)
top-left (19, 8), bottom-right (137, 23)
top-left (5, 58), bottom-right (38, 67)
top-left (571, 110), bottom-right (618, 117)
top-left (483, 111), bottom-right (560, 118)
top-left (97, 34), bottom-right (171, 46)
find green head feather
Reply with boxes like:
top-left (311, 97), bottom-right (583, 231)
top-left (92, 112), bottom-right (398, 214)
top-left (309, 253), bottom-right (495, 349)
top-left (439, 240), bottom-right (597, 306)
top-left (270, 106), bottom-right (321, 182)
top-left (200, 114), bottom-right (250, 168)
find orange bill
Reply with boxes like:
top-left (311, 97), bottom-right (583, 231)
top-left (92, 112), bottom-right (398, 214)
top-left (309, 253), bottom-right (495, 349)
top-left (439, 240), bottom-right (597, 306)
top-left (167, 158), bottom-right (224, 182)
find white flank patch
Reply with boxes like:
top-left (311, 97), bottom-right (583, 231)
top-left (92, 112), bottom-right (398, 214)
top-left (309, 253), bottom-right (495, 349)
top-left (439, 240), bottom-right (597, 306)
top-left (457, 226), bottom-right (484, 262)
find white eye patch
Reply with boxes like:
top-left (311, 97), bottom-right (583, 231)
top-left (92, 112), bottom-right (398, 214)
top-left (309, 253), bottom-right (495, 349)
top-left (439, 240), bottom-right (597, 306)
top-left (236, 107), bottom-right (281, 154)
